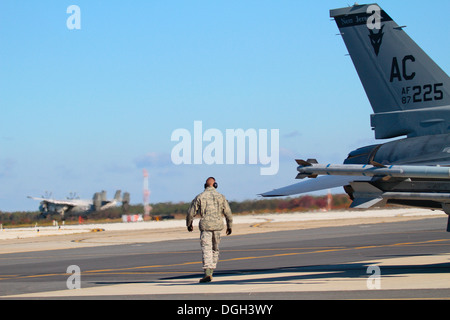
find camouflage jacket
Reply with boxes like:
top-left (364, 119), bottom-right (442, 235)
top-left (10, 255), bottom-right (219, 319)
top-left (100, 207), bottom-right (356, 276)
top-left (186, 187), bottom-right (233, 231)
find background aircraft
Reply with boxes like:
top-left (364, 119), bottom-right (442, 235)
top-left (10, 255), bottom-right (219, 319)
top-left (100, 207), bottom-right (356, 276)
top-left (28, 190), bottom-right (130, 220)
top-left (262, 4), bottom-right (450, 231)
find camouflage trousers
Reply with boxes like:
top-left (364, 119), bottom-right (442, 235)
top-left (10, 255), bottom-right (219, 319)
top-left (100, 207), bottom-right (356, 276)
top-left (200, 230), bottom-right (221, 270)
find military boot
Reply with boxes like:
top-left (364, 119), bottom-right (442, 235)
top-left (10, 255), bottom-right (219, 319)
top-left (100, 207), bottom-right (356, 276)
top-left (199, 268), bottom-right (213, 283)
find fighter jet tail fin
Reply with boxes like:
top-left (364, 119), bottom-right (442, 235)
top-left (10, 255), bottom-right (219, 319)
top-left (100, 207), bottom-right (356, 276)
top-left (114, 190), bottom-right (121, 201)
top-left (330, 4), bottom-right (450, 139)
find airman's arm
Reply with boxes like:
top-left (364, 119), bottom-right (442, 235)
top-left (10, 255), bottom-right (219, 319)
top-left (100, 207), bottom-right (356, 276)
top-left (186, 197), bottom-right (199, 232)
top-left (223, 198), bottom-right (233, 235)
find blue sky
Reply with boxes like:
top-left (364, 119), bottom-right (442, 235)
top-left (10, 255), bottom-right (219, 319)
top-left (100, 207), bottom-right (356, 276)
top-left (1, 1), bottom-right (449, 211)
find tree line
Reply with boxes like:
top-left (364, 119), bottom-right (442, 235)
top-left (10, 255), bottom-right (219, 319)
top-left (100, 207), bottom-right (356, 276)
top-left (0, 194), bottom-right (352, 226)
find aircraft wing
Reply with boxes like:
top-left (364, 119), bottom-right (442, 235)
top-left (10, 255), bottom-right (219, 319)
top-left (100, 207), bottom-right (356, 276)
top-left (260, 175), bottom-right (371, 197)
top-left (262, 159), bottom-right (450, 214)
top-left (27, 196), bottom-right (78, 207)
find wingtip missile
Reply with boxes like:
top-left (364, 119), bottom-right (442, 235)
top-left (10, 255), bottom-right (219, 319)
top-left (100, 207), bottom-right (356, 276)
top-left (295, 159), bottom-right (319, 179)
top-left (295, 173), bottom-right (318, 180)
top-left (296, 159), bottom-right (310, 166)
top-left (295, 161), bottom-right (450, 180)
top-left (296, 159), bottom-right (318, 166)
top-left (369, 160), bottom-right (387, 168)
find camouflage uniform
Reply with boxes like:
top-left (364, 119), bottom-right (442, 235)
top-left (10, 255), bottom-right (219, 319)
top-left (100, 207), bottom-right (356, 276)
top-left (186, 186), bottom-right (233, 270)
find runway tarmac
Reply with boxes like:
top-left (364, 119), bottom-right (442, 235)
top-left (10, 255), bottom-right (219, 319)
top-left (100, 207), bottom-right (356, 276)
top-left (0, 208), bottom-right (449, 300)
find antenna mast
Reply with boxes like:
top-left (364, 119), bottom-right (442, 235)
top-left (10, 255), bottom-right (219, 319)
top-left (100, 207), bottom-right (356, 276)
top-left (143, 169), bottom-right (151, 218)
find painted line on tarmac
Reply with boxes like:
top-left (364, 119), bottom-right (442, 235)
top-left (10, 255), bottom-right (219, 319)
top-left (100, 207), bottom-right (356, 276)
top-left (1, 238), bottom-right (449, 281)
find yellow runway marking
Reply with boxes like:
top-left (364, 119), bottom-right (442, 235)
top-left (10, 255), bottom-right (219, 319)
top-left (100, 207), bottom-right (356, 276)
top-left (1, 239), bottom-right (449, 280)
